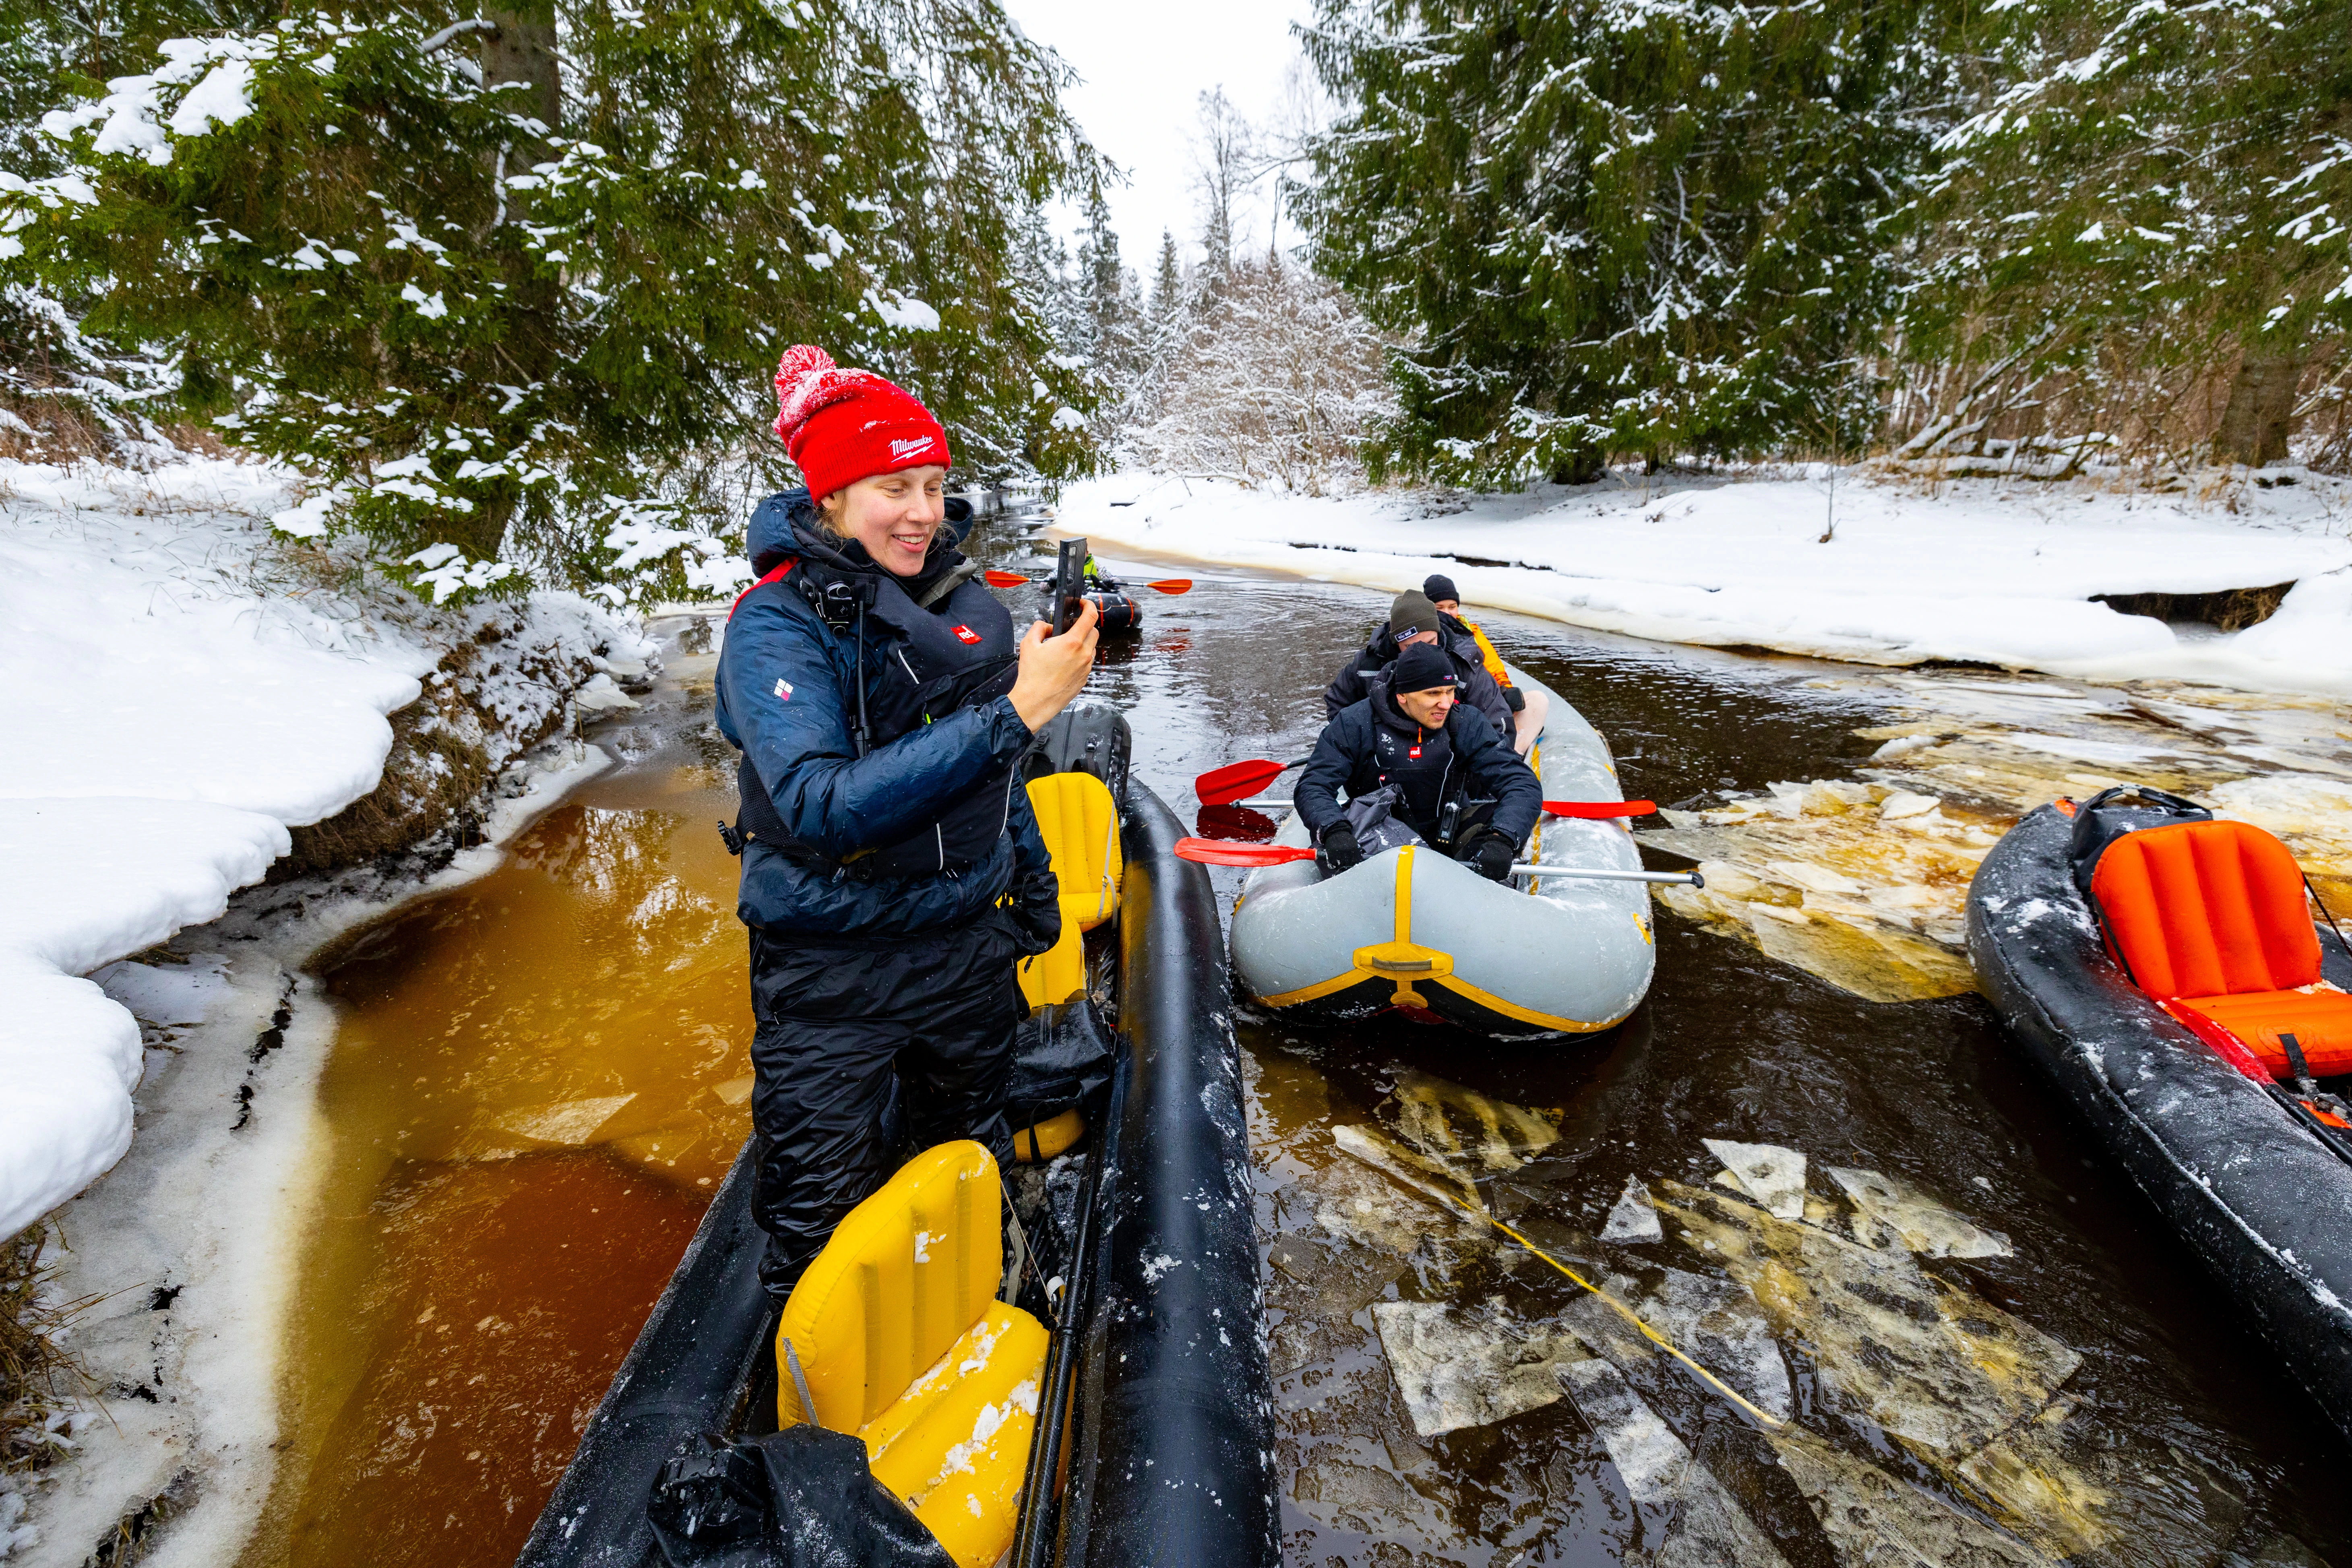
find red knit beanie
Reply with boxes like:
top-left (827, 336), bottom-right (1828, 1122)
top-left (771, 344), bottom-right (952, 503)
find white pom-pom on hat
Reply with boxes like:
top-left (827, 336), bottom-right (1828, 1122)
top-left (771, 343), bottom-right (876, 446)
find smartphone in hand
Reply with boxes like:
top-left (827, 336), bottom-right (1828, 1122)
top-left (1052, 537), bottom-right (1089, 636)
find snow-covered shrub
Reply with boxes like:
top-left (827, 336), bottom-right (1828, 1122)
top-left (2, 0), bottom-right (1102, 604)
top-left (1124, 254), bottom-right (1395, 495)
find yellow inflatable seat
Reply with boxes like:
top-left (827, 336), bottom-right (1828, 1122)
top-left (1027, 772), bottom-right (1122, 933)
top-left (776, 1141), bottom-right (1047, 1568)
top-left (1015, 772), bottom-right (1123, 1010)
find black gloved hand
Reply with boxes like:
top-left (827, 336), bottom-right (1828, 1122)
top-left (1009, 872), bottom-right (1062, 956)
top-left (1458, 827), bottom-right (1515, 882)
top-left (1503, 685), bottom-right (1527, 713)
top-left (1318, 821), bottom-right (1363, 873)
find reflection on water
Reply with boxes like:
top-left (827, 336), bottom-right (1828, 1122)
top-left (249, 507), bottom-right (2352, 1566)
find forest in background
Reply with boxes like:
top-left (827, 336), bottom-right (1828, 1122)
top-left (3, 0), bottom-right (2348, 601)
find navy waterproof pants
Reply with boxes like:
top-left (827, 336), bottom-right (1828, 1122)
top-left (746, 914), bottom-right (1023, 1302)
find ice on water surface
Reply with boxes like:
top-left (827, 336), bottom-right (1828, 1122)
top-left (1829, 1164), bottom-right (2014, 1258)
top-left (1599, 1173), bottom-right (1663, 1243)
top-left (1702, 1138), bottom-right (1807, 1219)
top-left (1371, 1298), bottom-right (1581, 1438)
top-left (1641, 669), bottom-right (2352, 1003)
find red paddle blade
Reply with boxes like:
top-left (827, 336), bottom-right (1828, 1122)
top-left (1543, 799), bottom-right (1658, 818)
top-left (983, 569), bottom-right (1031, 587)
top-left (1146, 578), bottom-right (1193, 594)
top-left (1195, 758), bottom-right (1290, 806)
top-left (1173, 837), bottom-right (1315, 868)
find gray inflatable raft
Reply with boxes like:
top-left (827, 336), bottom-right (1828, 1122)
top-left (1229, 670), bottom-right (1654, 1038)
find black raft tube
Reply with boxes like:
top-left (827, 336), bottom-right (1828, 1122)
top-left (1051, 784), bottom-right (1280, 1568)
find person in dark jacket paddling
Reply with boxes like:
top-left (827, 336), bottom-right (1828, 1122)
top-left (714, 344), bottom-right (1099, 1302)
top-left (1323, 590), bottom-right (1516, 746)
top-left (1296, 641), bottom-right (1540, 882)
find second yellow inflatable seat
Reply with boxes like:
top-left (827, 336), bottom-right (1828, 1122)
top-left (775, 1141), bottom-right (1047, 1568)
top-left (1016, 772), bottom-right (1123, 1010)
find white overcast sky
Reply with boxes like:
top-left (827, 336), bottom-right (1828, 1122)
top-left (1000, 0), bottom-right (1322, 273)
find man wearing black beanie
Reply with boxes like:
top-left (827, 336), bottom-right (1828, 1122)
top-left (1294, 637), bottom-right (1541, 882)
top-left (1323, 590), bottom-right (1516, 745)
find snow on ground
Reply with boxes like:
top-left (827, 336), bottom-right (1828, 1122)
top-left (0, 455), bottom-right (647, 1242)
top-left (1054, 467), bottom-right (2352, 696)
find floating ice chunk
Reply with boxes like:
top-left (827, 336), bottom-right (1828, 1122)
top-left (1656, 1182), bottom-right (2078, 1457)
top-left (1879, 789), bottom-right (1943, 819)
top-left (1703, 1139), bottom-right (1807, 1219)
top-left (1600, 1174), bottom-right (1663, 1243)
top-left (1828, 1166), bottom-right (2014, 1258)
top-left (1370, 1297), bottom-right (1581, 1438)
top-left (1381, 1068), bottom-right (1560, 1172)
top-left (496, 1093), bottom-right (634, 1145)
top-left (1558, 1357), bottom-right (1686, 1504)
top-left (573, 672), bottom-right (638, 713)
top-left (1333, 1122), bottom-right (1486, 1223)
top-left (1765, 859), bottom-right (1866, 895)
top-left (1769, 1424), bottom-right (2053, 1567)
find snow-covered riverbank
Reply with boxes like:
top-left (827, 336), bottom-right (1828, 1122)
top-left (0, 455), bottom-right (653, 1244)
top-left (1056, 467), bottom-right (2352, 696)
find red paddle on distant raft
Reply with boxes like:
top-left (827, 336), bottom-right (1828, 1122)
top-left (1172, 838), bottom-right (1701, 886)
top-left (982, 569), bottom-right (1193, 594)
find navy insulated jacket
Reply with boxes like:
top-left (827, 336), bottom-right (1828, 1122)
top-left (1295, 672), bottom-right (1541, 845)
top-left (714, 490), bottom-right (1054, 940)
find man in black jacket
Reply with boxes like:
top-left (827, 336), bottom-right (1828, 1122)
top-left (1323, 590), bottom-right (1514, 742)
top-left (1296, 642), bottom-right (1542, 881)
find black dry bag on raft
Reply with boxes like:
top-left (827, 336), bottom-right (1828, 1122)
top-left (647, 1428), bottom-right (953, 1568)
top-left (2065, 785), bottom-right (2211, 902)
top-left (1005, 997), bottom-right (1116, 1134)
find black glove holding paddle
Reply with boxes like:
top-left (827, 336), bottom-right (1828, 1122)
top-left (1008, 870), bottom-right (1063, 957)
top-left (1317, 821), bottom-right (1363, 874)
top-left (1457, 826), bottom-right (1515, 882)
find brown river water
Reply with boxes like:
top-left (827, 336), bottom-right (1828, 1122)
top-left (242, 507), bottom-right (2352, 1568)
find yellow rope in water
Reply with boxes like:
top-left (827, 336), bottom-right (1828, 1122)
top-left (1486, 1216), bottom-right (1786, 1431)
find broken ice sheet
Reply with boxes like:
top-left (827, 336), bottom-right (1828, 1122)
top-left (1768, 1423), bottom-right (2055, 1568)
top-left (1600, 1174), bottom-right (1663, 1243)
top-left (1380, 1068), bottom-right (1561, 1173)
top-left (1655, 1182), bottom-right (2078, 1458)
top-left (1702, 1138), bottom-right (1807, 1219)
top-left (494, 1093), bottom-right (635, 1145)
top-left (1371, 1297), bottom-right (1582, 1438)
top-left (1827, 1165), bottom-right (2013, 1259)
top-left (1333, 1122), bottom-right (1487, 1224)
top-left (1560, 1266), bottom-right (1793, 1425)
top-left (1558, 1355), bottom-right (1686, 1504)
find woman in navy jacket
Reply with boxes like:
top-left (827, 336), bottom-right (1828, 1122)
top-left (714, 346), bottom-right (1098, 1299)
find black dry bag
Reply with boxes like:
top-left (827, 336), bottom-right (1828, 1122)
top-left (2065, 784), bottom-right (2211, 903)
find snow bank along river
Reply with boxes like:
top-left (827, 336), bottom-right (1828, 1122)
top-left (15, 503), bottom-right (2352, 1565)
top-left (1055, 465), bottom-right (2352, 697)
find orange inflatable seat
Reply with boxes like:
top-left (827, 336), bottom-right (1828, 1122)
top-left (2090, 818), bottom-right (2352, 1078)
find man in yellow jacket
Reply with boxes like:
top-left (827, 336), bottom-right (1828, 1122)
top-left (1424, 574), bottom-right (1548, 752)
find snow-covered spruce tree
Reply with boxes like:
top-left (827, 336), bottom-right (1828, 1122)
top-left (1128, 249), bottom-right (1395, 494)
top-left (2, 0), bottom-right (1100, 603)
top-left (1295, 0), bottom-right (1956, 487)
top-left (1903, 0), bottom-right (2352, 469)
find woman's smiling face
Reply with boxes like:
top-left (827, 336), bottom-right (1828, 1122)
top-left (822, 465), bottom-right (949, 576)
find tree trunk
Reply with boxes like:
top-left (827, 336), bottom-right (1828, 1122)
top-left (2214, 350), bottom-right (2303, 467)
top-left (467, 5), bottom-right (562, 566)
top-left (483, 6), bottom-right (561, 138)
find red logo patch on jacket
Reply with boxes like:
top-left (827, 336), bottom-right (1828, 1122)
top-left (951, 624), bottom-right (982, 645)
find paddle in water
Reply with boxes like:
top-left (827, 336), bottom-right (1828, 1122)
top-left (1172, 839), bottom-right (1701, 886)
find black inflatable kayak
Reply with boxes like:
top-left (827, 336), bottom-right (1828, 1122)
top-left (1966, 804), bottom-right (2352, 1440)
top-left (513, 706), bottom-right (1277, 1568)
